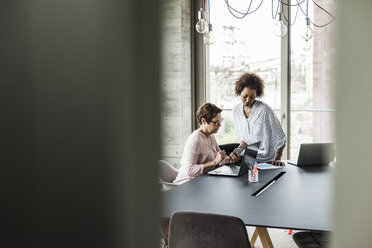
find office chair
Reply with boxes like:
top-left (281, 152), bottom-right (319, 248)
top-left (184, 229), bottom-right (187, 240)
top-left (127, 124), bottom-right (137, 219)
top-left (292, 231), bottom-right (329, 248)
top-left (159, 160), bottom-right (179, 191)
top-left (168, 211), bottom-right (251, 248)
top-left (219, 143), bottom-right (239, 155)
top-left (158, 160), bottom-right (179, 247)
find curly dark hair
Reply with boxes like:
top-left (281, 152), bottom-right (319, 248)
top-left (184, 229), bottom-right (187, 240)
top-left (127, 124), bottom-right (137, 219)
top-left (196, 103), bottom-right (222, 125)
top-left (234, 72), bottom-right (265, 97)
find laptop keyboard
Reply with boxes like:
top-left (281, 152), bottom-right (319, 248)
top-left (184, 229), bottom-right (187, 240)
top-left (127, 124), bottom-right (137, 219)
top-left (210, 165), bottom-right (239, 175)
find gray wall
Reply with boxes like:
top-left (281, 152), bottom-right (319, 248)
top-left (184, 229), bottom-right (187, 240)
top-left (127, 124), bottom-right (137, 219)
top-left (160, 0), bottom-right (192, 168)
top-left (332, 0), bottom-right (372, 247)
top-left (0, 1), bottom-right (159, 247)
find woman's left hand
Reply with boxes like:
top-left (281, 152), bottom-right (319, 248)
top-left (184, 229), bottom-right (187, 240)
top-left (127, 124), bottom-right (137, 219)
top-left (271, 160), bottom-right (285, 166)
top-left (228, 152), bottom-right (241, 164)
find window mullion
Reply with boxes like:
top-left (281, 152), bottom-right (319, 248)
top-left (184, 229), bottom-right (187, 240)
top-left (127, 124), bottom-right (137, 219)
top-left (281, 0), bottom-right (291, 159)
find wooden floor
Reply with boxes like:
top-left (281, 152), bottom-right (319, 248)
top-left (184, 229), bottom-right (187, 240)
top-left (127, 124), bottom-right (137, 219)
top-left (246, 227), bottom-right (298, 248)
top-left (160, 226), bottom-right (299, 248)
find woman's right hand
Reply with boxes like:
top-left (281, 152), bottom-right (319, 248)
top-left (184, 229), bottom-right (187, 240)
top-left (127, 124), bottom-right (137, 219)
top-left (239, 141), bottom-right (248, 150)
top-left (214, 150), bottom-right (227, 165)
top-left (228, 152), bottom-right (241, 164)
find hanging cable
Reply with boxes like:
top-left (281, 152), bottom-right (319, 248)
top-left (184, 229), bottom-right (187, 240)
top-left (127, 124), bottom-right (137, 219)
top-left (224, 0), bottom-right (264, 15)
top-left (224, 0), bottom-right (334, 25)
top-left (283, 5), bottom-right (299, 26)
top-left (295, 0), bottom-right (335, 27)
top-left (272, 0), bottom-right (281, 19)
top-left (310, 0), bottom-right (335, 27)
top-left (280, 0), bottom-right (306, 7)
top-left (295, 0), bottom-right (308, 18)
top-left (310, 18), bottom-right (335, 27)
top-left (226, 0), bottom-right (253, 19)
top-left (208, 0), bottom-right (210, 20)
top-left (221, 0), bottom-right (335, 38)
top-left (306, 0), bottom-right (309, 17)
top-left (311, 0), bottom-right (334, 19)
top-left (204, 0), bottom-right (215, 45)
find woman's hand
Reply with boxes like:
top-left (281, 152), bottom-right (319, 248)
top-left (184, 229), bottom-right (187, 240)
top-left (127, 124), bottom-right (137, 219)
top-left (239, 141), bottom-right (248, 150)
top-left (228, 152), bottom-right (241, 164)
top-left (272, 145), bottom-right (285, 166)
top-left (271, 160), bottom-right (285, 166)
top-left (214, 150), bottom-right (227, 165)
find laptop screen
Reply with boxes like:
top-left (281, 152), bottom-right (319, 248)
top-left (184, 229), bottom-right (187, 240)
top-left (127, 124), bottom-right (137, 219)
top-left (297, 143), bottom-right (335, 166)
top-left (243, 142), bottom-right (260, 171)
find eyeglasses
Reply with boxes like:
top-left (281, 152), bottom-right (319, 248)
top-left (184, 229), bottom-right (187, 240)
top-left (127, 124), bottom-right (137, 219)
top-left (210, 118), bottom-right (224, 126)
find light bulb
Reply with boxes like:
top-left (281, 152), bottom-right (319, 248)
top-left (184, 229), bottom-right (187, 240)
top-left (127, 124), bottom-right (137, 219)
top-left (203, 32), bottom-right (215, 45)
top-left (203, 24), bottom-right (215, 45)
top-left (302, 17), bottom-right (313, 41)
top-left (303, 40), bottom-right (311, 51)
top-left (196, 19), bottom-right (208, 34)
top-left (273, 20), bottom-right (287, 37)
top-left (195, 9), bottom-right (208, 34)
top-left (273, 13), bottom-right (287, 37)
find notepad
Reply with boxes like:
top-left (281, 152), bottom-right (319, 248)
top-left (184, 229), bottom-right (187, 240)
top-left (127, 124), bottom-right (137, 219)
top-left (257, 163), bottom-right (281, 170)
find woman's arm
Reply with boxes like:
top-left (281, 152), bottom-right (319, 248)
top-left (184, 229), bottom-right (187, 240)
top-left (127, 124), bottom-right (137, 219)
top-left (203, 150), bottom-right (227, 173)
top-left (275, 144), bottom-right (285, 160)
top-left (265, 105), bottom-right (286, 165)
top-left (271, 144), bottom-right (286, 166)
top-left (202, 160), bottom-right (218, 173)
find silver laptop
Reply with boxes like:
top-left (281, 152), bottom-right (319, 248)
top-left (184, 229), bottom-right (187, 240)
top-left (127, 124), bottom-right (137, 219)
top-left (288, 143), bottom-right (335, 166)
top-left (208, 141), bottom-right (260, 176)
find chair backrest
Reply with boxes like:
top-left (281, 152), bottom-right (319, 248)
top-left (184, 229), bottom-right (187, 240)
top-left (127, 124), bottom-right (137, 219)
top-left (168, 211), bottom-right (251, 248)
top-left (159, 160), bottom-right (179, 182)
top-left (219, 143), bottom-right (239, 156)
top-left (292, 231), bottom-right (329, 248)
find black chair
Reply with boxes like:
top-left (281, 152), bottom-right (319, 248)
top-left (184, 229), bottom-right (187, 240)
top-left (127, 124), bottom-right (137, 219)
top-left (219, 143), bottom-right (239, 155)
top-left (168, 211), bottom-right (251, 248)
top-left (292, 231), bottom-right (329, 248)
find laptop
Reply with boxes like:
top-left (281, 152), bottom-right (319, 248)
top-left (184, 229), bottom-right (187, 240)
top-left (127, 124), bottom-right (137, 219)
top-left (288, 143), bottom-right (335, 166)
top-left (208, 141), bottom-right (260, 176)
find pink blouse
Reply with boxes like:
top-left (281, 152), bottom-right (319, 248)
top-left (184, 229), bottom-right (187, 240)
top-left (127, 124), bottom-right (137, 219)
top-left (173, 130), bottom-right (227, 184)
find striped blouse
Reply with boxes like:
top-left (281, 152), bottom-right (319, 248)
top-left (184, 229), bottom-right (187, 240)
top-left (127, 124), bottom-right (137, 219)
top-left (233, 101), bottom-right (286, 162)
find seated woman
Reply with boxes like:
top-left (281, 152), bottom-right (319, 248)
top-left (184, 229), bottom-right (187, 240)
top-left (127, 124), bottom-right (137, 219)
top-left (173, 103), bottom-right (240, 184)
top-left (233, 72), bottom-right (286, 165)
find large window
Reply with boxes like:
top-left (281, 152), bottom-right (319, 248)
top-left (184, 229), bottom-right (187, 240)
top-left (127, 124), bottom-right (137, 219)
top-left (208, 0), bottom-right (282, 144)
top-left (289, 0), bottom-right (336, 159)
top-left (207, 0), bottom-right (336, 159)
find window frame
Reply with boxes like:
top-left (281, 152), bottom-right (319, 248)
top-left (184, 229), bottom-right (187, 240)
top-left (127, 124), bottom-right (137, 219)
top-left (193, 0), bottom-right (335, 159)
top-left (192, 0), bottom-right (291, 158)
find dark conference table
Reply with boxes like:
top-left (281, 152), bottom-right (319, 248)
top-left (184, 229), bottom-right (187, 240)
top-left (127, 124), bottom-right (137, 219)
top-left (162, 163), bottom-right (332, 245)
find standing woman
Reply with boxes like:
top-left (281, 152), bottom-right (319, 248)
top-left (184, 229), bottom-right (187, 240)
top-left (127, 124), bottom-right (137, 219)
top-left (233, 72), bottom-right (286, 165)
top-left (173, 103), bottom-right (240, 184)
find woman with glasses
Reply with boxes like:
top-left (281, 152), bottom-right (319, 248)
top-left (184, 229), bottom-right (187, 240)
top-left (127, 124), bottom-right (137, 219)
top-left (173, 103), bottom-right (240, 184)
top-left (233, 72), bottom-right (286, 166)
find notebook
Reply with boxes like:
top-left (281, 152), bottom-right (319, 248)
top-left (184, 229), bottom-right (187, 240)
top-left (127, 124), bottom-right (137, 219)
top-left (208, 141), bottom-right (260, 176)
top-left (257, 163), bottom-right (282, 170)
top-left (288, 143), bottom-right (335, 166)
